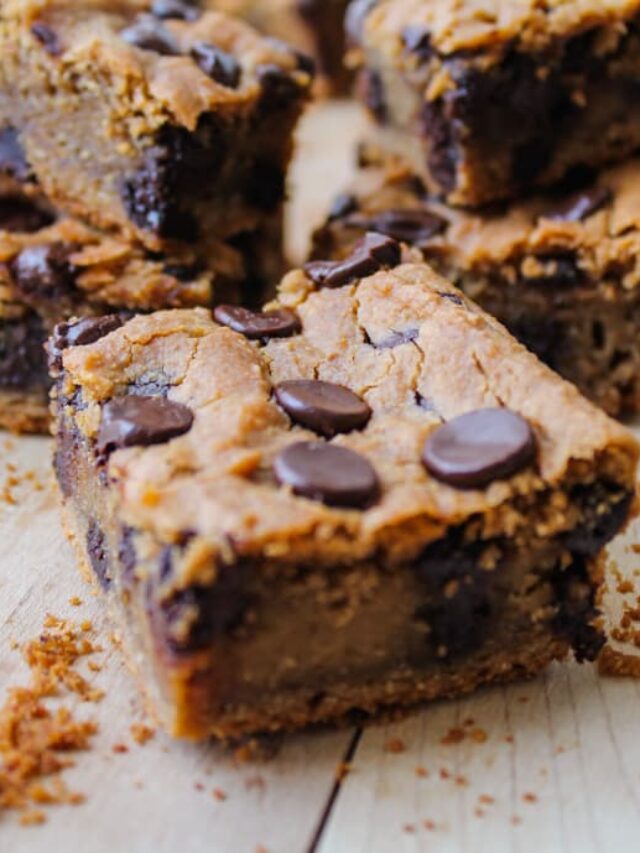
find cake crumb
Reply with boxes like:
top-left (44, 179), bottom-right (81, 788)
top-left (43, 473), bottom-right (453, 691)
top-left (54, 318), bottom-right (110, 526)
top-left (599, 646), bottom-right (640, 678)
top-left (384, 737), bottom-right (406, 754)
top-left (441, 727), bottom-right (465, 745)
top-left (0, 616), bottom-right (101, 823)
top-left (130, 723), bottom-right (155, 746)
top-left (335, 762), bottom-right (352, 782)
top-left (213, 787), bottom-right (228, 802)
top-left (68, 597), bottom-right (83, 607)
top-left (469, 728), bottom-right (488, 743)
top-left (415, 766), bottom-right (429, 778)
top-left (403, 823), bottom-right (416, 834)
top-left (112, 743), bottom-right (129, 754)
top-left (423, 819), bottom-right (436, 832)
top-left (479, 794), bottom-right (495, 805)
top-left (244, 774), bottom-right (266, 793)
top-left (523, 792), bottom-right (538, 804)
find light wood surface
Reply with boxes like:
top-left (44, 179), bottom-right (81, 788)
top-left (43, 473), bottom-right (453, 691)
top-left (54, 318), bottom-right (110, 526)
top-left (2, 103), bottom-right (640, 853)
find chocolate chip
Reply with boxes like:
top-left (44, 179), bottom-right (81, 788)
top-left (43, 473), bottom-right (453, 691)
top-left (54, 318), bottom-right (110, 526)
top-left (552, 555), bottom-right (605, 663)
top-left (328, 193), bottom-right (358, 221)
top-left (191, 42), bottom-right (241, 88)
top-left (0, 196), bottom-right (54, 233)
top-left (49, 315), bottom-right (124, 371)
top-left (304, 232), bottom-right (401, 289)
top-left (151, 0), bottom-right (200, 21)
top-left (374, 328), bottom-right (420, 349)
top-left (273, 441), bottom-right (380, 508)
top-left (87, 519), bottom-right (111, 589)
top-left (0, 128), bottom-right (33, 182)
top-left (0, 315), bottom-right (48, 393)
top-left (421, 100), bottom-right (458, 194)
top-left (97, 396), bottom-right (194, 457)
top-left (243, 160), bottom-right (285, 211)
top-left (351, 208), bottom-right (447, 246)
top-left (544, 186), bottom-right (612, 223)
top-left (121, 15), bottom-right (179, 55)
top-left (345, 0), bottom-right (377, 46)
top-left (423, 409), bottom-right (536, 489)
top-left (30, 22), bottom-right (62, 55)
top-left (402, 25), bottom-right (434, 60)
top-left (11, 243), bottom-right (77, 301)
top-left (564, 485), bottom-right (633, 558)
top-left (213, 305), bottom-right (301, 340)
top-left (412, 533), bottom-right (492, 657)
top-left (438, 291), bottom-right (463, 305)
top-left (275, 380), bottom-right (372, 438)
top-left (257, 65), bottom-right (302, 106)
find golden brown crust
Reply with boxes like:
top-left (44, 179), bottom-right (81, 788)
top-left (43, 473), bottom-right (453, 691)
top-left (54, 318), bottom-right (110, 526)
top-left (58, 264), bottom-right (638, 580)
top-left (363, 0), bottom-right (640, 59)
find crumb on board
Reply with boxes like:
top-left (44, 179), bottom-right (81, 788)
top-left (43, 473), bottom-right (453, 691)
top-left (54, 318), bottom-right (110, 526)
top-left (415, 766), bottom-right (429, 778)
top-left (130, 723), bottom-right (155, 746)
top-left (383, 737), bottom-right (406, 754)
top-left (599, 645), bottom-right (640, 678)
top-left (523, 792), bottom-right (538, 804)
top-left (0, 616), bottom-right (102, 824)
top-left (212, 787), bottom-right (228, 802)
top-left (68, 597), bottom-right (83, 607)
top-left (335, 761), bottom-right (351, 782)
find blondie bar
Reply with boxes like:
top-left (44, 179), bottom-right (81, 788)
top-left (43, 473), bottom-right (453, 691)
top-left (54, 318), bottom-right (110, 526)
top-left (348, 0), bottom-right (640, 206)
top-left (51, 239), bottom-right (638, 739)
top-left (312, 159), bottom-right (640, 417)
top-left (0, 0), bottom-right (312, 251)
top-left (0, 169), bottom-right (275, 432)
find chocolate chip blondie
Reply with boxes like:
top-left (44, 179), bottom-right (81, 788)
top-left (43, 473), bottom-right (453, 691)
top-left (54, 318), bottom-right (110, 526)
top-left (211, 0), bottom-right (351, 94)
top-left (0, 165), bottom-right (279, 432)
top-left (312, 159), bottom-right (640, 417)
top-left (348, 0), bottom-right (640, 206)
top-left (0, 0), bottom-right (312, 253)
top-left (51, 239), bottom-right (638, 739)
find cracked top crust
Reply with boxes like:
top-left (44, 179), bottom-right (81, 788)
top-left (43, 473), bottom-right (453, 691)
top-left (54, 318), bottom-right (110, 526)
top-left (313, 159), bottom-right (640, 291)
top-left (359, 0), bottom-right (640, 59)
top-left (0, 0), bottom-right (313, 132)
top-left (56, 262), bottom-right (638, 575)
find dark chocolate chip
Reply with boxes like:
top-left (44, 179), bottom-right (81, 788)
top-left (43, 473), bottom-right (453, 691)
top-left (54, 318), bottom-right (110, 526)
top-left (119, 526), bottom-right (138, 580)
top-left (121, 15), bottom-right (180, 55)
top-left (275, 380), bottom-right (372, 438)
top-left (412, 533), bottom-right (493, 657)
top-left (87, 519), bottom-right (111, 590)
top-left (402, 25), bottom-right (434, 60)
top-left (151, 0), bottom-right (201, 21)
top-left (423, 408), bottom-right (536, 489)
top-left (304, 232), bottom-right (401, 289)
top-left (544, 186), bottom-right (612, 223)
top-left (257, 64), bottom-right (303, 106)
top-left (243, 160), bottom-right (286, 212)
top-left (374, 328), bottom-right (420, 349)
top-left (0, 128), bottom-right (33, 182)
top-left (563, 486), bottom-right (633, 558)
top-left (49, 315), bottom-right (124, 371)
top-left (345, 0), bottom-right (377, 46)
top-left (213, 305), bottom-right (301, 340)
top-left (153, 556), bottom-right (254, 653)
top-left (552, 555), bottom-right (605, 663)
top-left (0, 315), bottom-right (48, 393)
top-left (0, 196), bottom-right (54, 233)
top-left (30, 22), bottom-right (62, 55)
top-left (420, 100), bottom-right (458, 194)
top-left (273, 441), bottom-right (380, 508)
top-left (438, 291), bottom-right (463, 305)
top-left (351, 208), bottom-right (447, 246)
top-left (97, 395), bottom-right (194, 457)
top-left (328, 193), bottom-right (358, 221)
top-left (191, 42), bottom-right (241, 88)
top-left (11, 243), bottom-right (77, 301)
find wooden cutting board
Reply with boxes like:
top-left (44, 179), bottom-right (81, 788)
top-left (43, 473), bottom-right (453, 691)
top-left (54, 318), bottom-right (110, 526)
top-left (3, 102), bottom-right (640, 853)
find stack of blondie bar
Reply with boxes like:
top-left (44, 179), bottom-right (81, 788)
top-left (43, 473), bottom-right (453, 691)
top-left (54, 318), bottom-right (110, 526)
top-left (0, 0), bottom-right (313, 431)
top-left (2, 0), bottom-right (639, 740)
top-left (314, 0), bottom-right (640, 417)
